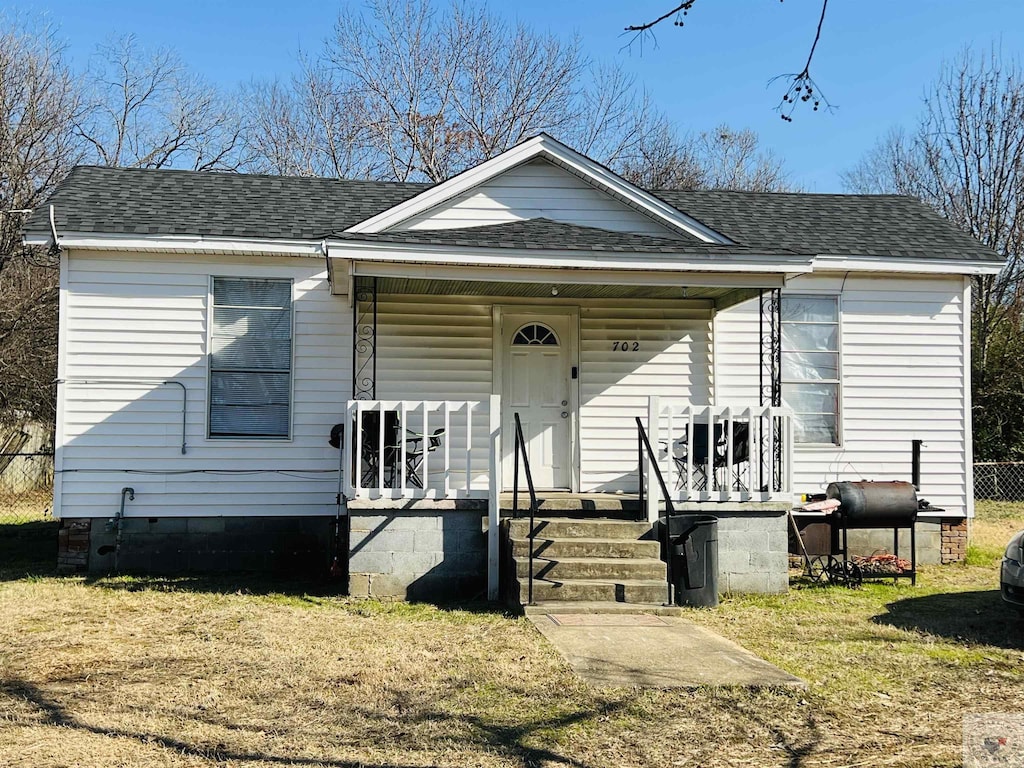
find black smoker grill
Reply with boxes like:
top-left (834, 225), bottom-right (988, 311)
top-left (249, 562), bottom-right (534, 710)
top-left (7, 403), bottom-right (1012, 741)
top-left (817, 480), bottom-right (920, 586)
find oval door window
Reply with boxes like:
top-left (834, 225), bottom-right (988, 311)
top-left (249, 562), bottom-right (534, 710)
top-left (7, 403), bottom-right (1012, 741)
top-left (512, 323), bottom-right (559, 346)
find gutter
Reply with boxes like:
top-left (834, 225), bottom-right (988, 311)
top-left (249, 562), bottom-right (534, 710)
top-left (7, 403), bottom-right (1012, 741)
top-left (23, 231), bottom-right (324, 257)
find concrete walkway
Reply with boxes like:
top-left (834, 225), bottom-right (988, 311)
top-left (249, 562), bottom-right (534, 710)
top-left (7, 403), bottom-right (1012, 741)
top-left (527, 613), bottom-right (805, 689)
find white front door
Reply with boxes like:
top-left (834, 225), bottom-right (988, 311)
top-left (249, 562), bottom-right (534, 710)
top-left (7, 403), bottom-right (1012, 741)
top-left (501, 312), bottom-right (575, 490)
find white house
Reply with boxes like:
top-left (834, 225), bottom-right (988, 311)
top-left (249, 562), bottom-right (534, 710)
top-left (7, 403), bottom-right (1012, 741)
top-left (23, 134), bottom-right (1002, 604)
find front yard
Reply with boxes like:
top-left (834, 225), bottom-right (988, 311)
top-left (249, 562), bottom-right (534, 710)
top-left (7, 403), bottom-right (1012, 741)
top-left (0, 504), bottom-right (1022, 767)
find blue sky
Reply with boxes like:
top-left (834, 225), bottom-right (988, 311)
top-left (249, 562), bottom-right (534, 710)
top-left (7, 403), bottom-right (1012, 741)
top-left (12, 0), bottom-right (1024, 190)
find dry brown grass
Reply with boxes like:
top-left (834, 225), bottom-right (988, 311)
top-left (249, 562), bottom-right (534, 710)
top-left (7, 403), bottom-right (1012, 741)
top-left (1, 505), bottom-right (1023, 767)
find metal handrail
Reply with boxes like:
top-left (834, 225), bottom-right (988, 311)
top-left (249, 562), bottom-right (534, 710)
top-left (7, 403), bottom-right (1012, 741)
top-left (636, 417), bottom-right (677, 606)
top-left (512, 413), bottom-right (539, 606)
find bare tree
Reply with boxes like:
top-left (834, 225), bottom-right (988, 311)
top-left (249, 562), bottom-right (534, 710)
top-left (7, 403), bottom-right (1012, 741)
top-left (244, 0), bottom-right (790, 190)
top-left (244, 0), bottom-right (681, 183)
top-left (625, 0), bottom-right (833, 120)
top-left (76, 34), bottom-right (244, 171)
top-left (0, 17), bottom-right (84, 429)
top-left (617, 123), bottom-right (790, 191)
top-left (2, 26), bottom-right (249, 430)
top-left (243, 57), bottom-right (380, 179)
top-left (843, 47), bottom-right (1024, 458)
top-left (321, 0), bottom-right (589, 182)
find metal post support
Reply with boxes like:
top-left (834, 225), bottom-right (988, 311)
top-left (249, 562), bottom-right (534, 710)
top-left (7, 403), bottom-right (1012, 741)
top-left (353, 277), bottom-right (378, 400)
top-left (759, 288), bottom-right (783, 490)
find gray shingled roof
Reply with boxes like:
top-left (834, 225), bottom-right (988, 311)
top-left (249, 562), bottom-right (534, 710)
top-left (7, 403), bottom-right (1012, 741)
top-left (23, 165), bottom-right (428, 240)
top-left (654, 189), bottom-right (1000, 262)
top-left (333, 218), bottom-right (798, 257)
top-left (23, 164), bottom-right (1003, 264)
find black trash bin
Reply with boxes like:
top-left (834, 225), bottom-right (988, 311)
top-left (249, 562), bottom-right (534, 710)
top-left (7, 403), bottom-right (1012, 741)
top-left (654, 514), bottom-right (719, 607)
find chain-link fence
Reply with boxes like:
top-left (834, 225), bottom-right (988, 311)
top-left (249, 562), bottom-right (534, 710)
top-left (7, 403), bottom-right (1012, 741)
top-left (0, 452), bottom-right (55, 524)
top-left (974, 461), bottom-right (1024, 501)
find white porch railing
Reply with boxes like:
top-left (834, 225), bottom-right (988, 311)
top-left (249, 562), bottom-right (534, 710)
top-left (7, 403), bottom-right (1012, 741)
top-left (644, 397), bottom-right (794, 517)
top-left (343, 399), bottom-right (495, 500)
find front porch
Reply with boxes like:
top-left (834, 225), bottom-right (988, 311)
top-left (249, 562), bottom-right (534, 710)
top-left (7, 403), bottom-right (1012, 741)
top-left (329, 261), bottom-right (800, 601)
top-left (340, 395), bottom-right (795, 603)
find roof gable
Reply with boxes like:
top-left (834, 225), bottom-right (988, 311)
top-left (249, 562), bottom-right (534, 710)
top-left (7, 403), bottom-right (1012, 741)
top-left (392, 158), bottom-right (701, 240)
top-left (343, 134), bottom-right (729, 243)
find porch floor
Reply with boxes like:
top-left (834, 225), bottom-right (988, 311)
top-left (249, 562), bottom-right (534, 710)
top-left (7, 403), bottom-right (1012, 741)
top-left (500, 492), bottom-right (642, 517)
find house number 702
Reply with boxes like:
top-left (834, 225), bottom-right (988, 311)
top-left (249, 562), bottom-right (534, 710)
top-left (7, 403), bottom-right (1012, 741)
top-left (611, 341), bottom-right (640, 351)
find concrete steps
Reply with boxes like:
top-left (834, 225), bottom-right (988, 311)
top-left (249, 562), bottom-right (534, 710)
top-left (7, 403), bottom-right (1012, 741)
top-left (524, 577), bottom-right (669, 604)
top-left (516, 556), bottom-right (665, 581)
top-left (507, 518), bottom-right (651, 540)
top-left (506, 516), bottom-right (669, 610)
top-left (511, 536), bottom-right (659, 560)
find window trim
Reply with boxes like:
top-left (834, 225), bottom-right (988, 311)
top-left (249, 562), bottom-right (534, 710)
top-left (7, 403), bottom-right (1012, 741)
top-left (780, 292), bottom-right (842, 447)
top-left (206, 275), bottom-right (295, 441)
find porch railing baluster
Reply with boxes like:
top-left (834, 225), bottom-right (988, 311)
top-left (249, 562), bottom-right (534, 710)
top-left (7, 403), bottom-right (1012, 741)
top-left (422, 401), bottom-right (430, 498)
top-left (443, 401), bottom-right (451, 497)
top-left (399, 400), bottom-right (408, 494)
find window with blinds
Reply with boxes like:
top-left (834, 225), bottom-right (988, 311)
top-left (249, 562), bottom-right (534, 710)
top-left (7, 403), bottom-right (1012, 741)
top-left (781, 295), bottom-right (840, 444)
top-left (209, 277), bottom-right (293, 438)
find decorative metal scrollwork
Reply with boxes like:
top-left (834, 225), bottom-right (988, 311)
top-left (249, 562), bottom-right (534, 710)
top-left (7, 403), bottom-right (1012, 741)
top-left (759, 287), bottom-right (782, 409)
top-left (759, 288), bottom-right (783, 492)
top-left (352, 277), bottom-right (377, 400)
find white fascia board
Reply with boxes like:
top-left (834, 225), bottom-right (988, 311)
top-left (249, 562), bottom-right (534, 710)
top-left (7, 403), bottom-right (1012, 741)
top-left (351, 259), bottom-right (789, 289)
top-left (812, 253), bottom-right (1004, 275)
top-left (25, 231), bottom-right (323, 257)
top-left (327, 240), bottom-right (813, 274)
top-left (343, 134), bottom-right (729, 244)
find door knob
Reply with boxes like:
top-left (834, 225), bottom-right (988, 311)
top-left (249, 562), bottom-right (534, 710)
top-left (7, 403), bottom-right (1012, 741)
top-left (561, 411), bottom-right (568, 418)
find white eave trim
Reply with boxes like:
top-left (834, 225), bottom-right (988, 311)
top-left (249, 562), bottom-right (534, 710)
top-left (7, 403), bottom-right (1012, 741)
top-left (326, 239), bottom-right (811, 273)
top-left (346, 259), bottom-right (788, 289)
top-left (811, 253), bottom-right (1005, 275)
top-left (23, 231), bottom-right (323, 256)
top-left (342, 134), bottom-right (731, 244)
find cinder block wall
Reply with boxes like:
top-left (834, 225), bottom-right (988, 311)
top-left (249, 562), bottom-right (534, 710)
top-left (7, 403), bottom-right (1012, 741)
top-left (57, 517), bottom-right (336, 577)
top-left (845, 522), bottom-right (942, 565)
top-left (714, 512), bottom-right (790, 593)
top-left (347, 511), bottom-right (487, 600)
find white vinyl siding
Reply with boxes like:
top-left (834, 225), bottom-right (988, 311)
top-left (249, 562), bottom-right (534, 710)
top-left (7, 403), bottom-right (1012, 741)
top-left (398, 158), bottom-right (679, 237)
top-left (374, 295), bottom-right (495, 492)
top-left (372, 294), bottom-right (713, 494)
top-left (578, 302), bottom-right (712, 492)
top-left (713, 274), bottom-right (970, 514)
top-left (57, 251), bottom-right (349, 518)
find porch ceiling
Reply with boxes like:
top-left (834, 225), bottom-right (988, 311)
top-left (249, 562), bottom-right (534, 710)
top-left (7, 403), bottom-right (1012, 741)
top-left (330, 259), bottom-right (783, 308)
top-left (368, 276), bottom-right (744, 302)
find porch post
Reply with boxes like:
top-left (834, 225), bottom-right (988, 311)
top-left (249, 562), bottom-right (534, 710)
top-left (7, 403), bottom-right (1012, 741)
top-left (759, 287), bottom-right (782, 408)
top-left (487, 394), bottom-right (502, 601)
top-left (759, 288), bottom-right (783, 492)
top-left (352, 277), bottom-right (377, 400)
top-left (647, 396), bottom-right (660, 523)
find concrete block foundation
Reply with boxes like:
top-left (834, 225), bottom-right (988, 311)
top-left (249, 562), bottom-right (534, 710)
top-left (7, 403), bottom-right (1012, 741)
top-left (348, 510), bottom-right (487, 601)
top-left (59, 516), bottom-right (338, 577)
top-left (712, 512), bottom-right (790, 594)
